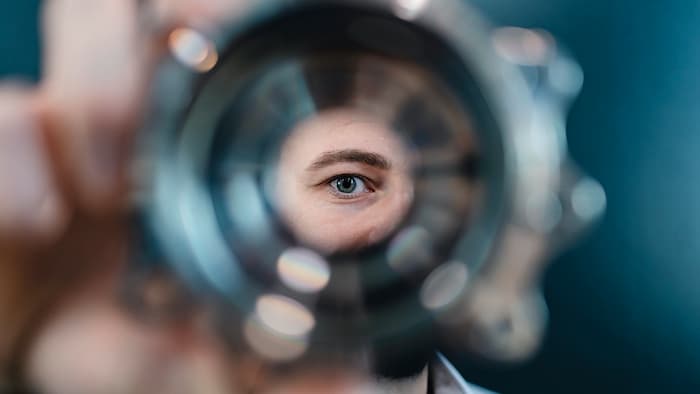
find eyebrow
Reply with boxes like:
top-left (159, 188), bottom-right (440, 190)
top-left (306, 149), bottom-right (392, 171)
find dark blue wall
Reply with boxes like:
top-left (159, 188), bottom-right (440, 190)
top-left (2, 1), bottom-right (699, 393)
top-left (455, 1), bottom-right (700, 393)
top-left (0, 1), bottom-right (40, 80)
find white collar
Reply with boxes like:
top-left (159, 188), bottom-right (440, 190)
top-left (431, 353), bottom-right (498, 394)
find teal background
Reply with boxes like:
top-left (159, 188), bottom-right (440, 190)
top-left (2, 1), bottom-right (700, 393)
top-left (0, 0), bottom-right (40, 80)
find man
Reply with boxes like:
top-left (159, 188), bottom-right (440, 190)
top-left (275, 108), bottom-right (415, 254)
top-left (0, 1), bottom-right (493, 392)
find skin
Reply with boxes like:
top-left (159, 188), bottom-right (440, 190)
top-left (275, 109), bottom-right (415, 254)
top-left (0, 1), bottom-right (428, 393)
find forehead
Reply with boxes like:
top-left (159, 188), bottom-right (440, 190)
top-left (281, 108), bottom-right (408, 160)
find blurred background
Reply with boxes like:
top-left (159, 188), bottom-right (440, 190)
top-left (2, 0), bottom-right (699, 393)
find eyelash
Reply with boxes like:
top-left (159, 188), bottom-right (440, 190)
top-left (324, 174), bottom-right (376, 200)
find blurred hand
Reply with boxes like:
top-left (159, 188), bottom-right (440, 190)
top-left (0, 1), bottom-right (247, 392)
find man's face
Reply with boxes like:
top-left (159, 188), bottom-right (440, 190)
top-left (275, 108), bottom-right (415, 254)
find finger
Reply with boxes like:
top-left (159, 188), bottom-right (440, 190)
top-left (0, 84), bottom-right (68, 241)
top-left (39, 0), bottom-right (249, 212)
top-left (151, 0), bottom-right (252, 29)
top-left (39, 0), bottom-right (151, 212)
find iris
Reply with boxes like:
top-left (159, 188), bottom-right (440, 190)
top-left (335, 176), bottom-right (357, 194)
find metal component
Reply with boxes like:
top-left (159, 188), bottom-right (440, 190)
top-left (168, 27), bottom-right (219, 72)
top-left (137, 0), bottom-right (604, 365)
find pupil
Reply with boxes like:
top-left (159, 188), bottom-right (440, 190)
top-left (337, 177), bottom-right (356, 193)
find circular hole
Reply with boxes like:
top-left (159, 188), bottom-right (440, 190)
top-left (168, 27), bottom-right (219, 72)
top-left (277, 247), bottom-right (331, 293)
top-left (255, 294), bottom-right (316, 337)
top-left (243, 316), bottom-right (309, 362)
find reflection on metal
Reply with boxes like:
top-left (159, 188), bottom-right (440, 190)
top-left (277, 248), bottom-right (331, 294)
top-left (464, 287), bottom-right (547, 362)
top-left (420, 261), bottom-right (468, 311)
top-left (492, 27), bottom-right (554, 66)
top-left (525, 192), bottom-right (563, 234)
top-left (572, 178), bottom-right (607, 221)
top-left (225, 173), bottom-right (270, 243)
top-left (548, 55), bottom-right (585, 97)
top-left (243, 316), bottom-right (309, 361)
top-left (255, 294), bottom-right (315, 337)
top-left (168, 27), bottom-right (219, 72)
top-left (244, 294), bottom-right (315, 361)
top-left (387, 226), bottom-right (433, 274)
top-left (393, 0), bottom-right (430, 20)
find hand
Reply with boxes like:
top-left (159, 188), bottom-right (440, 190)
top-left (0, 1), bottom-right (246, 392)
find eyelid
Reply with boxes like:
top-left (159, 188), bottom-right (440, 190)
top-left (315, 173), bottom-right (378, 189)
top-left (321, 174), bottom-right (378, 202)
top-left (306, 161), bottom-right (387, 185)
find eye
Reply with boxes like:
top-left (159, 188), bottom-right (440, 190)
top-left (328, 175), bottom-right (373, 199)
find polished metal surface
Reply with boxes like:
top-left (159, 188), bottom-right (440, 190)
top-left (138, 0), bottom-right (604, 365)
